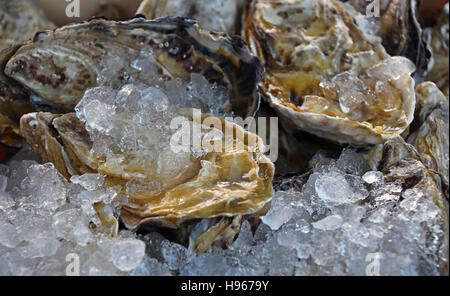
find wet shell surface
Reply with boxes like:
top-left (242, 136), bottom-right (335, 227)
top-left (243, 0), bottom-right (417, 145)
top-left (2, 17), bottom-right (263, 118)
top-left (20, 110), bottom-right (274, 230)
top-left (408, 82), bottom-right (449, 196)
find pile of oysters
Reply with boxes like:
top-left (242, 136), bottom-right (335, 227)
top-left (0, 0), bottom-right (448, 275)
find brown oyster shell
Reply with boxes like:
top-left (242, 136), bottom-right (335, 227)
top-left (20, 110), bottom-right (274, 230)
top-left (243, 0), bottom-right (416, 145)
top-left (408, 82), bottom-right (449, 197)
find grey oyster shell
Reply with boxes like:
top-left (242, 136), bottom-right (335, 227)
top-left (1, 17), bottom-right (263, 118)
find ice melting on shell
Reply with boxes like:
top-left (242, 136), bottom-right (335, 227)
top-left (18, 74), bottom-right (273, 230)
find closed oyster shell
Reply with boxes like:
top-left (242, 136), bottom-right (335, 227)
top-left (3, 17), bottom-right (262, 118)
top-left (243, 0), bottom-right (416, 145)
top-left (0, 0), bottom-right (53, 146)
top-left (424, 3), bottom-right (449, 97)
top-left (137, 0), bottom-right (246, 34)
top-left (408, 82), bottom-right (449, 197)
top-left (0, 0), bottom-right (54, 50)
top-left (376, 136), bottom-right (448, 274)
top-left (20, 110), bottom-right (274, 230)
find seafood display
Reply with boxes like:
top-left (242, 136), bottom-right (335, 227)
top-left (408, 82), bottom-right (449, 195)
top-left (19, 103), bottom-right (274, 231)
top-left (0, 0), bottom-right (448, 276)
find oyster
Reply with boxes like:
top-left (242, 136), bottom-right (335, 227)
top-left (363, 137), bottom-right (448, 274)
top-left (0, 45), bottom-right (34, 147)
top-left (243, 0), bottom-right (416, 145)
top-left (424, 3), bottom-right (449, 97)
top-left (408, 82), bottom-right (449, 196)
top-left (0, 0), bottom-right (54, 146)
top-left (2, 17), bottom-right (262, 118)
top-left (344, 0), bottom-right (411, 55)
top-left (0, 0), bottom-right (54, 50)
top-left (344, 0), bottom-right (430, 80)
top-left (19, 82), bottom-right (274, 231)
top-left (136, 0), bottom-right (246, 34)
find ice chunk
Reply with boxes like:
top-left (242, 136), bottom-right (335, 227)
top-left (336, 148), bottom-right (371, 176)
top-left (312, 215), bottom-right (344, 231)
top-left (0, 191), bottom-right (14, 211)
top-left (261, 191), bottom-right (299, 230)
top-left (0, 175), bottom-right (8, 191)
top-left (110, 239), bottom-right (146, 272)
top-left (25, 237), bottom-right (60, 258)
top-left (180, 253), bottom-right (228, 276)
top-left (367, 56), bottom-right (416, 81)
top-left (0, 223), bottom-right (21, 248)
top-left (73, 220), bottom-right (95, 247)
top-left (52, 208), bottom-right (81, 241)
top-left (230, 220), bottom-right (254, 252)
top-left (130, 256), bottom-right (172, 276)
top-left (20, 163), bottom-right (67, 211)
top-left (332, 72), bottom-right (367, 118)
top-left (161, 240), bottom-right (188, 271)
top-left (315, 172), bottom-right (368, 205)
top-left (362, 171), bottom-right (384, 186)
top-left (70, 174), bottom-right (105, 191)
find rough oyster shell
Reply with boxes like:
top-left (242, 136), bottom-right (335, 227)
top-left (0, 0), bottom-right (54, 50)
top-left (408, 82), bottom-right (449, 197)
top-left (374, 136), bottom-right (449, 274)
top-left (0, 45), bottom-right (34, 147)
top-left (0, 0), bottom-right (53, 146)
top-left (344, 0), bottom-right (431, 81)
top-left (137, 0), bottom-right (246, 34)
top-left (424, 3), bottom-right (449, 97)
top-left (0, 113), bottom-right (22, 148)
top-left (2, 17), bottom-right (262, 118)
top-left (344, 0), bottom-right (411, 55)
top-left (243, 0), bottom-right (416, 145)
top-left (20, 110), bottom-right (274, 230)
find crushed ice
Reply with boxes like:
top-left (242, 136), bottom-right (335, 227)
top-left (0, 146), bottom-right (446, 275)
